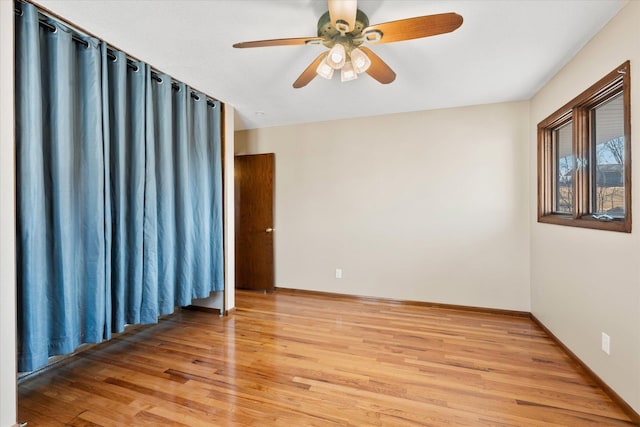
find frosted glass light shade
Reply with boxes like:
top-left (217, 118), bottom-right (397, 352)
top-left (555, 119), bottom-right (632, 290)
top-left (316, 57), bottom-right (334, 79)
top-left (326, 43), bottom-right (346, 69)
top-left (341, 61), bottom-right (358, 82)
top-left (350, 48), bottom-right (371, 74)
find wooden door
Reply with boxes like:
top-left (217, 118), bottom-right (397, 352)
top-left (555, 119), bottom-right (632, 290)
top-left (234, 153), bottom-right (275, 291)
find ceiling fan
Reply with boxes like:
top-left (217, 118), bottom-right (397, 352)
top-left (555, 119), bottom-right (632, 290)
top-left (233, 0), bottom-right (463, 88)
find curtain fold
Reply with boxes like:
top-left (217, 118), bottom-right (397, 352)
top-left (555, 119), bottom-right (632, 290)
top-left (16, 3), bottom-right (224, 372)
top-left (104, 51), bottom-right (147, 333)
top-left (100, 42), bottom-right (113, 340)
top-left (189, 90), bottom-right (214, 299)
top-left (172, 83), bottom-right (194, 306)
top-left (148, 72), bottom-right (176, 316)
top-left (209, 100), bottom-right (225, 293)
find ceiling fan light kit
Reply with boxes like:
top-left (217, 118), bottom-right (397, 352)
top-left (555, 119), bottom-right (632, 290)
top-left (341, 61), bottom-right (358, 82)
top-left (327, 43), bottom-right (346, 69)
top-left (350, 47), bottom-right (371, 74)
top-left (233, 0), bottom-right (463, 88)
top-left (317, 44), bottom-right (370, 81)
top-left (316, 56), bottom-right (335, 80)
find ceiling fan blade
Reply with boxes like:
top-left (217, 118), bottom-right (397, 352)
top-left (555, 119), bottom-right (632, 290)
top-left (363, 13), bottom-right (463, 44)
top-left (233, 37), bottom-right (323, 48)
top-left (359, 47), bottom-right (396, 84)
top-left (293, 52), bottom-right (328, 89)
top-left (328, 0), bottom-right (358, 32)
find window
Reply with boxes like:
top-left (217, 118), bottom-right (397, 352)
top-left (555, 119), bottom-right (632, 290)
top-left (538, 61), bottom-right (631, 232)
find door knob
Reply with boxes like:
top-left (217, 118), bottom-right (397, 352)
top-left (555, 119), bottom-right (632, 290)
top-left (266, 228), bottom-right (274, 233)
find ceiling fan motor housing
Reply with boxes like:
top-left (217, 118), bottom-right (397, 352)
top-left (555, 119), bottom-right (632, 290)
top-left (317, 9), bottom-right (370, 48)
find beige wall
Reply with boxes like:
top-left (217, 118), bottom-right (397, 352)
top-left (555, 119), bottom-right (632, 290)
top-left (236, 101), bottom-right (531, 311)
top-left (0, 0), bottom-right (16, 425)
top-left (530, 1), bottom-right (640, 413)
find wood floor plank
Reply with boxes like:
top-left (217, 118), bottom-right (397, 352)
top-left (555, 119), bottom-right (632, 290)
top-left (18, 289), bottom-right (637, 426)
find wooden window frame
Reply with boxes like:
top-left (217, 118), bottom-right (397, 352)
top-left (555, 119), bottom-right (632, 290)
top-left (538, 61), bottom-right (631, 232)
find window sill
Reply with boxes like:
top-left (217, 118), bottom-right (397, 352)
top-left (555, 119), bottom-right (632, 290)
top-left (538, 214), bottom-right (631, 233)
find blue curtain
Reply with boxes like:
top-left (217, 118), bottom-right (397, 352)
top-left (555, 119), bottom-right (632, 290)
top-left (16, 5), bottom-right (106, 371)
top-left (16, 3), bottom-right (224, 372)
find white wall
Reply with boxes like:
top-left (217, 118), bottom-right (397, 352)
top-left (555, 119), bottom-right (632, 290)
top-left (530, 1), bottom-right (640, 413)
top-left (236, 101), bottom-right (531, 311)
top-left (224, 105), bottom-right (236, 311)
top-left (0, 0), bottom-right (16, 425)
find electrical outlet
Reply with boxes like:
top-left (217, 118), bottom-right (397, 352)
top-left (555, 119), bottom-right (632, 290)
top-left (335, 268), bottom-right (343, 279)
top-left (601, 332), bottom-right (610, 355)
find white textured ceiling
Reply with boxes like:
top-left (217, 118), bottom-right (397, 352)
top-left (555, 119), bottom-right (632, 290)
top-left (34, 0), bottom-right (623, 130)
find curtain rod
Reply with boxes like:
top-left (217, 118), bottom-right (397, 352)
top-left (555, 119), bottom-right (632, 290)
top-left (15, 7), bottom-right (93, 50)
top-left (15, 3), bottom-right (218, 108)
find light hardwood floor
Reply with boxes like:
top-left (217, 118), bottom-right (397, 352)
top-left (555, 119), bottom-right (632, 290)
top-left (18, 290), bottom-right (637, 426)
